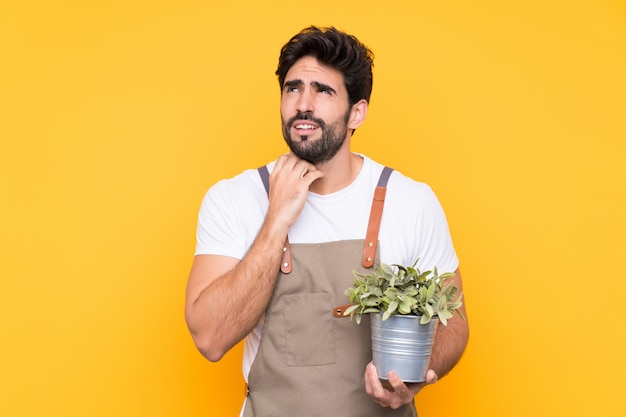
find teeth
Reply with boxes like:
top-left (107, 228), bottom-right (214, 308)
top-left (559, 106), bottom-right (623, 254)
top-left (296, 124), bottom-right (316, 130)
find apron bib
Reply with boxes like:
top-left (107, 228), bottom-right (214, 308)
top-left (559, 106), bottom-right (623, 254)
top-left (243, 167), bottom-right (417, 417)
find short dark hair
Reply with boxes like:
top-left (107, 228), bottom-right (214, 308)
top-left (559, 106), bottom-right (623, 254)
top-left (276, 26), bottom-right (374, 106)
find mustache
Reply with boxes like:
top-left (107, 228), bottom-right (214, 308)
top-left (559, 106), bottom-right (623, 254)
top-left (286, 112), bottom-right (326, 128)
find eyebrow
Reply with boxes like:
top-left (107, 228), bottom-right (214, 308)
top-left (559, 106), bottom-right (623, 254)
top-left (284, 79), bottom-right (303, 90)
top-left (283, 79), bottom-right (337, 95)
top-left (312, 81), bottom-right (336, 95)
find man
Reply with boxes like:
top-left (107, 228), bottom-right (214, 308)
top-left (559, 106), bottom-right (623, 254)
top-left (185, 26), bottom-right (469, 417)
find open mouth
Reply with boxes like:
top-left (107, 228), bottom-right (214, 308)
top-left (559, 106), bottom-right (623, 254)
top-left (294, 122), bottom-right (318, 135)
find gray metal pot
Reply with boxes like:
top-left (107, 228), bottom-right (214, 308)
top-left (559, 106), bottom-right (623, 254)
top-left (370, 313), bottom-right (439, 382)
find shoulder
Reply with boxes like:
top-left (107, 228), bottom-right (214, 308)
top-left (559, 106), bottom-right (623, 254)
top-left (360, 159), bottom-right (443, 216)
top-left (205, 163), bottom-right (274, 200)
top-left (360, 155), bottom-right (434, 200)
top-left (199, 163), bottom-right (275, 219)
top-left (389, 169), bottom-right (431, 191)
top-left (388, 170), bottom-right (435, 205)
top-left (195, 163), bottom-right (274, 256)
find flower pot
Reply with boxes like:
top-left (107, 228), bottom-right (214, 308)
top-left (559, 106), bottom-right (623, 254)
top-left (370, 313), bottom-right (438, 383)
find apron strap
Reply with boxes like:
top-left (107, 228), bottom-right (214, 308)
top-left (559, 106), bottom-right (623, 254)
top-left (258, 166), bottom-right (292, 274)
top-left (258, 165), bottom-right (393, 273)
top-left (362, 166), bottom-right (393, 268)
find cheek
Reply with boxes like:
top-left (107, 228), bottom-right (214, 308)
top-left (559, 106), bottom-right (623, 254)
top-left (280, 98), bottom-right (294, 119)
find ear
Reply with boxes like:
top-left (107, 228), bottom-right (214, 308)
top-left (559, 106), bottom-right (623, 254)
top-left (347, 99), bottom-right (368, 130)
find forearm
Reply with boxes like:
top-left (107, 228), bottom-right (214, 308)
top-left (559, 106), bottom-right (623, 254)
top-left (428, 313), bottom-right (469, 379)
top-left (427, 267), bottom-right (469, 379)
top-left (186, 153), bottom-right (323, 362)
top-left (186, 221), bottom-right (287, 362)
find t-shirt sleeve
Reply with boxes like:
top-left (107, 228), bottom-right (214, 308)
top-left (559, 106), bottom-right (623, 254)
top-left (194, 180), bottom-right (245, 259)
top-left (414, 185), bottom-right (459, 274)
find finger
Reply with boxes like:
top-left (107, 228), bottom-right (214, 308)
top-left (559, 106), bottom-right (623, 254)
top-left (280, 153), bottom-right (299, 172)
top-left (288, 157), bottom-right (320, 181)
top-left (364, 363), bottom-right (374, 396)
top-left (272, 154), bottom-right (302, 183)
top-left (386, 371), bottom-right (411, 399)
top-left (273, 153), bottom-right (289, 172)
top-left (295, 164), bottom-right (310, 178)
top-left (364, 362), bottom-right (378, 394)
top-left (365, 363), bottom-right (390, 406)
top-left (291, 156), bottom-right (316, 172)
top-left (425, 369), bottom-right (438, 384)
top-left (301, 169), bottom-right (324, 185)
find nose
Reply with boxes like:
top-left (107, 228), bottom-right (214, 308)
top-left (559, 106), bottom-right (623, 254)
top-left (295, 89), bottom-right (314, 113)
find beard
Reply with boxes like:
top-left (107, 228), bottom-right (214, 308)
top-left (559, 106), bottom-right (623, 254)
top-left (282, 110), bottom-right (351, 165)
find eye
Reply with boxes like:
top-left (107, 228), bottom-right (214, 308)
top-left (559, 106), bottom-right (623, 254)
top-left (284, 84), bottom-right (301, 93)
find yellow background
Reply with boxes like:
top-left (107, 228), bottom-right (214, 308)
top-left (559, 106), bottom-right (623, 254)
top-left (1, 0), bottom-right (625, 416)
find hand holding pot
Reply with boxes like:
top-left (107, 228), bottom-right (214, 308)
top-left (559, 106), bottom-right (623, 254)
top-left (364, 362), bottom-right (438, 409)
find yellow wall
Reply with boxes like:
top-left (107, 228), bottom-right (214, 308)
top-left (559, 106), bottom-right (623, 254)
top-left (1, 1), bottom-right (625, 416)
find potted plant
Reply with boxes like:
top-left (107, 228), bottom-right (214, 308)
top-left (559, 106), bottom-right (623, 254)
top-left (343, 260), bottom-right (464, 382)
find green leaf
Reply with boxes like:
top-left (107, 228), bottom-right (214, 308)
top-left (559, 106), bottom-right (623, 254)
top-left (384, 288), bottom-right (398, 299)
top-left (404, 286), bottom-right (418, 297)
top-left (437, 294), bottom-right (448, 311)
top-left (388, 300), bottom-right (399, 315)
top-left (363, 297), bottom-right (379, 307)
top-left (439, 272), bottom-right (456, 280)
top-left (345, 260), bottom-right (462, 325)
top-left (449, 301), bottom-right (463, 310)
top-left (439, 310), bottom-right (453, 326)
top-left (425, 303), bottom-right (434, 317)
top-left (418, 270), bottom-right (432, 282)
top-left (398, 301), bottom-right (412, 314)
top-left (343, 304), bottom-right (359, 316)
top-left (426, 280), bottom-right (436, 300)
top-left (381, 263), bottom-right (394, 275)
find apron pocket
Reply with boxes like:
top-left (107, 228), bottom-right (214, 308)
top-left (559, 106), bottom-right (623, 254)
top-left (283, 293), bottom-right (336, 366)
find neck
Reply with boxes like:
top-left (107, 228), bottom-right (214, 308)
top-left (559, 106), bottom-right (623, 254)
top-left (309, 152), bottom-right (364, 195)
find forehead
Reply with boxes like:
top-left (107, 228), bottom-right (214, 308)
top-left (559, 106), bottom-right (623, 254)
top-left (284, 56), bottom-right (346, 91)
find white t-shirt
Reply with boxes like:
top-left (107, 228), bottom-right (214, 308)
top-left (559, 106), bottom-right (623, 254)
top-left (195, 154), bottom-right (459, 382)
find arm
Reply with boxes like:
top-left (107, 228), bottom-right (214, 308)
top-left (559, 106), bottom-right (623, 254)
top-left (365, 268), bottom-right (469, 408)
top-left (185, 153), bottom-right (324, 362)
